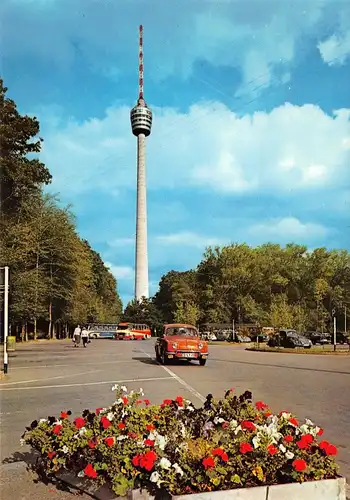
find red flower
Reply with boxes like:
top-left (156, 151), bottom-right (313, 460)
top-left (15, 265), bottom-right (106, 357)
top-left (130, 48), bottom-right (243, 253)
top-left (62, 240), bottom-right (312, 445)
top-left (267, 444), bottom-right (278, 455)
top-left (84, 464), bottom-right (98, 478)
top-left (47, 451), bottom-right (56, 460)
top-left (255, 401), bottom-right (268, 411)
top-left (284, 435), bottom-right (294, 443)
top-left (95, 408), bottom-right (103, 415)
top-left (144, 399), bottom-right (151, 406)
top-left (264, 411), bottom-right (272, 417)
top-left (60, 411), bottom-right (69, 419)
top-left (212, 448), bottom-right (228, 462)
top-left (202, 457), bottom-right (215, 469)
top-left (140, 450), bottom-right (157, 471)
top-left (279, 410), bottom-right (289, 416)
top-left (121, 396), bottom-right (128, 405)
top-left (74, 418), bottom-right (86, 429)
top-left (162, 399), bottom-right (172, 406)
top-left (317, 428), bottom-right (324, 436)
top-left (319, 440), bottom-right (330, 450)
top-left (53, 425), bottom-right (62, 435)
top-left (325, 444), bottom-right (338, 456)
top-left (241, 420), bottom-right (256, 432)
top-left (175, 396), bottom-right (184, 407)
top-left (292, 459), bottom-right (307, 472)
top-left (133, 451), bottom-right (157, 471)
top-left (100, 417), bottom-right (112, 429)
top-left (88, 439), bottom-right (97, 449)
top-left (297, 434), bottom-right (313, 449)
top-left (144, 439), bottom-right (155, 447)
top-left (146, 424), bottom-right (155, 431)
top-left (319, 441), bottom-right (337, 456)
top-left (240, 442), bottom-right (253, 454)
top-left (118, 422), bottom-right (126, 429)
top-left (128, 432), bottom-right (138, 439)
top-left (104, 437), bottom-right (115, 447)
top-left (136, 400), bottom-right (142, 405)
top-left (289, 417), bottom-right (299, 427)
top-left (222, 422), bottom-right (229, 429)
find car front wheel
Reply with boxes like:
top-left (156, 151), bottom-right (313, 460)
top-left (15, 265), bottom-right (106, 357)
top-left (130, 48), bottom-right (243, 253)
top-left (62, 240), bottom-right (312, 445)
top-left (161, 348), bottom-right (169, 365)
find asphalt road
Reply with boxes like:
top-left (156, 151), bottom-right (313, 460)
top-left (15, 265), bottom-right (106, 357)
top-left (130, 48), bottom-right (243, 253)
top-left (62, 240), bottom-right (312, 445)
top-left (1, 339), bottom-right (349, 499)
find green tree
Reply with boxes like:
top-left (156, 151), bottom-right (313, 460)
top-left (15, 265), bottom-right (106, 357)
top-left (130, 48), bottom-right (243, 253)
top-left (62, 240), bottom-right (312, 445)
top-left (173, 301), bottom-right (200, 326)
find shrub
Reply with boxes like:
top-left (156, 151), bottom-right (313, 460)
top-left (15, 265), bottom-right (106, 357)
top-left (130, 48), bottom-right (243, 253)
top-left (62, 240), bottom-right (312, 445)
top-left (22, 386), bottom-right (340, 497)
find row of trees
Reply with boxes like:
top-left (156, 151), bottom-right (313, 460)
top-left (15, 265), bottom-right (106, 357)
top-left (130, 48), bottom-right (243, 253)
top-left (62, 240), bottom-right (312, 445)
top-left (124, 243), bottom-right (350, 334)
top-left (0, 78), bottom-right (122, 339)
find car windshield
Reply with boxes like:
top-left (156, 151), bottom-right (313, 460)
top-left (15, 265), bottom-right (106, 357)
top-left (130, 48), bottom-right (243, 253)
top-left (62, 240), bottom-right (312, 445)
top-left (165, 327), bottom-right (198, 337)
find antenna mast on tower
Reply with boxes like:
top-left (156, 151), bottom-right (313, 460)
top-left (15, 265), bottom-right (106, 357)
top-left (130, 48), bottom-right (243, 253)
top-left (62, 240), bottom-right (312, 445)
top-left (138, 24), bottom-right (144, 100)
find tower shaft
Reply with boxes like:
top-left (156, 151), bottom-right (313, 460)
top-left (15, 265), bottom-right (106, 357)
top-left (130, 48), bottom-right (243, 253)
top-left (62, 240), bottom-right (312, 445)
top-left (135, 133), bottom-right (149, 300)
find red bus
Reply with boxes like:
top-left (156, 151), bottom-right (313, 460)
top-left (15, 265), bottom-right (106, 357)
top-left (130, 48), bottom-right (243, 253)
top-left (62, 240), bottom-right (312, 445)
top-left (115, 322), bottom-right (151, 340)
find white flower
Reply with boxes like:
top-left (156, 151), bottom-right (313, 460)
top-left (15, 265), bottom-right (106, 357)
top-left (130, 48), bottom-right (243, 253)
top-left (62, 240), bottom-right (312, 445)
top-left (116, 398), bottom-right (124, 405)
top-left (159, 458), bottom-right (171, 469)
top-left (234, 425), bottom-right (242, 435)
top-left (214, 417), bottom-right (225, 424)
top-left (62, 445), bottom-right (69, 454)
top-left (53, 420), bottom-right (62, 426)
top-left (187, 406), bottom-right (194, 412)
top-left (279, 444), bottom-right (286, 453)
top-left (121, 385), bottom-right (127, 392)
top-left (150, 471), bottom-right (161, 485)
top-left (117, 435), bottom-right (128, 441)
top-left (78, 470), bottom-right (85, 478)
top-left (111, 384), bottom-right (119, 392)
top-left (149, 431), bottom-right (168, 450)
top-left (20, 438), bottom-right (26, 447)
top-left (279, 412), bottom-right (291, 420)
top-left (173, 463), bottom-right (184, 476)
top-left (252, 436), bottom-right (261, 449)
top-left (39, 418), bottom-right (47, 424)
top-left (229, 419), bottom-right (238, 429)
top-left (305, 418), bottom-right (314, 426)
top-left (139, 388), bottom-right (145, 396)
top-left (285, 451), bottom-right (294, 460)
top-left (299, 424), bottom-right (309, 434)
top-left (79, 427), bottom-right (87, 436)
top-left (107, 412), bottom-right (114, 421)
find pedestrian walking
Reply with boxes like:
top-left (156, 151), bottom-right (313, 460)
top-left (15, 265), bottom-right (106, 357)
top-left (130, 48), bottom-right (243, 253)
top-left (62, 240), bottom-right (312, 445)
top-left (73, 325), bottom-right (81, 347)
top-left (81, 327), bottom-right (89, 348)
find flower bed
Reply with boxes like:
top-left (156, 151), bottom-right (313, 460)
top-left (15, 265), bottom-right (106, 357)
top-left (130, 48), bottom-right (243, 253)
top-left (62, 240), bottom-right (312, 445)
top-left (22, 386), bottom-right (343, 498)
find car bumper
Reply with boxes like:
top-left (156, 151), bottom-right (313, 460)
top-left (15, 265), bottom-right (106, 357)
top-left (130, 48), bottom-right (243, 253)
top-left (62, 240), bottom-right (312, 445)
top-left (165, 351), bottom-right (209, 359)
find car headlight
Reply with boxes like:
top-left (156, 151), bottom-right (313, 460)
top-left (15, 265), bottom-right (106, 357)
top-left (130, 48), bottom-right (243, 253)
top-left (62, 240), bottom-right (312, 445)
top-left (199, 343), bottom-right (203, 349)
top-left (172, 343), bottom-right (178, 349)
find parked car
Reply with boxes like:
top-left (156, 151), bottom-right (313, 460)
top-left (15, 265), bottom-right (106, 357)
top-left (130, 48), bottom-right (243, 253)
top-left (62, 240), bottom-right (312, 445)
top-left (155, 324), bottom-right (209, 366)
top-left (268, 329), bottom-right (312, 349)
top-left (334, 332), bottom-right (350, 345)
top-left (236, 335), bottom-right (252, 343)
top-left (305, 331), bottom-right (331, 345)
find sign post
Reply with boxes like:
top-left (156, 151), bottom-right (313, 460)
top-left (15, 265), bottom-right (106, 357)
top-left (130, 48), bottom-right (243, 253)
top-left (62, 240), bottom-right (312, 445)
top-left (1, 267), bottom-right (10, 374)
top-left (332, 308), bottom-right (336, 353)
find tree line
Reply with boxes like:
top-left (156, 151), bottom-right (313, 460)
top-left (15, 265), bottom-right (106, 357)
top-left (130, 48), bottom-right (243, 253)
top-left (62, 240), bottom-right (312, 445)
top-left (125, 244), bottom-right (350, 334)
top-left (0, 78), bottom-right (122, 340)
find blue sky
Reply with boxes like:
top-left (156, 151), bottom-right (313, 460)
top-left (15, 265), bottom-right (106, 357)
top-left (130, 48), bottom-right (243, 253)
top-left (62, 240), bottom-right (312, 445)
top-left (2, 0), bottom-right (350, 306)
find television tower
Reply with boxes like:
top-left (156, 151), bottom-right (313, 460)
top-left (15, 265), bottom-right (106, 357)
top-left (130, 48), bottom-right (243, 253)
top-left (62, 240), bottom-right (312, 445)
top-left (130, 25), bottom-right (152, 301)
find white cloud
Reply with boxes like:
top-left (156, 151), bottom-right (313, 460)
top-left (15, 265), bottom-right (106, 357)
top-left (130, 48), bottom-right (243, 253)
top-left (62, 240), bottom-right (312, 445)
top-left (41, 101), bottom-right (350, 198)
top-left (247, 217), bottom-right (329, 241)
top-left (2, 0), bottom-right (349, 93)
top-left (156, 231), bottom-right (223, 249)
top-left (105, 262), bottom-right (133, 281)
top-left (318, 32), bottom-right (350, 66)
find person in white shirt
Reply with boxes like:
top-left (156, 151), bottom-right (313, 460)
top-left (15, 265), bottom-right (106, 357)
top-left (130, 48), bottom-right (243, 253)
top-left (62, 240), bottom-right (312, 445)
top-left (81, 327), bottom-right (89, 348)
top-left (73, 325), bottom-right (81, 347)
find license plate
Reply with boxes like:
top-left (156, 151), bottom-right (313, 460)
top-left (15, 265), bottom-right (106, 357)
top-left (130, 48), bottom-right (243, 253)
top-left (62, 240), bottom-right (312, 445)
top-left (180, 352), bottom-right (197, 358)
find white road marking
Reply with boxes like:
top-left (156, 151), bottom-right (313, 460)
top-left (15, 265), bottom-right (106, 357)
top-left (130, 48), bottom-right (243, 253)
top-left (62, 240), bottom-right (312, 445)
top-left (0, 376), bottom-right (173, 392)
top-left (139, 349), bottom-right (206, 403)
top-left (9, 360), bottom-right (135, 370)
top-left (0, 369), bottom-right (103, 386)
